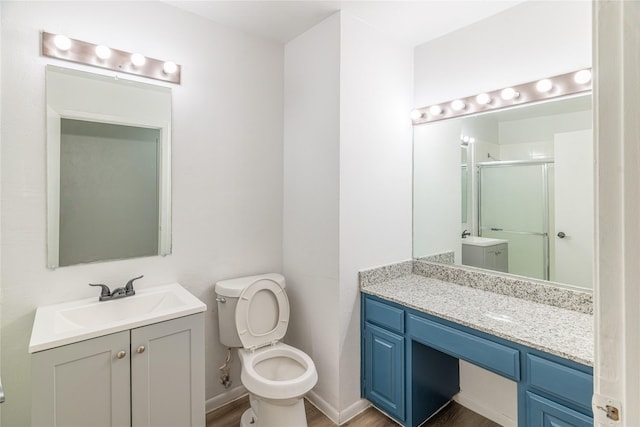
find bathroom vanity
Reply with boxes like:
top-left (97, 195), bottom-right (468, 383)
top-left (461, 236), bottom-right (508, 273)
top-left (29, 283), bottom-right (206, 427)
top-left (360, 261), bottom-right (593, 427)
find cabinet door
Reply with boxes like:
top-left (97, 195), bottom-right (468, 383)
top-left (486, 244), bottom-right (508, 273)
top-left (526, 392), bottom-right (592, 427)
top-left (31, 331), bottom-right (131, 427)
top-left (364, 322), bottom-right (404, 422)
top-left (131, 314), bottom-right (205, 427)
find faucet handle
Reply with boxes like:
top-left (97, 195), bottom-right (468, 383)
top-left (124, 275), bottom-right (143, 295)
top-left (89, 283), bottom-right (112, 300)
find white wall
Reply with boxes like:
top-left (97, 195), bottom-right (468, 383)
top-left (1, 2), bottom-right (283, 425)
top-left (283, 11), bottom-right (341, 413)
top-left (499, 110), bottom-right (592, 152)
top-left (412, 1), bottom-right (591, 423)
top-left (414, 0), bottom-right (592, 106)
top-left (284, 11), bottom-right (413, 422)
top-left (339, 12), bottom-right (413, 415)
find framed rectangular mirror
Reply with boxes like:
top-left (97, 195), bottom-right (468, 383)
top-left (413, 93), bottom-right (593, 290)
top-left (46, 66), bottom-right (172, 268)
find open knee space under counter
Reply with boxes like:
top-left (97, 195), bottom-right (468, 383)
top-left (360, 267), bottom-right (593, 427)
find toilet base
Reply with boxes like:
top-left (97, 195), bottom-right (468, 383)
top-left (240, 408), bottom-right (257, 427)
top-left (240, 397), bottom-right (308, 427)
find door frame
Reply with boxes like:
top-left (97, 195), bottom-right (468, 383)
top-left (593, 1), bottom-right (640, 424)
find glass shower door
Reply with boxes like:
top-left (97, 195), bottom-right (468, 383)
top-left (479, 162), bottom-right (550, 280)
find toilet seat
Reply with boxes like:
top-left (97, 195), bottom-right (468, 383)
top-left (238, 343), bottom-right (318, 400)
top-left (235, 278), bottom-right (289, 350)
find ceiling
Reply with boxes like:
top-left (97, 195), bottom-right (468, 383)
top-left (167, 1), bottom-right (526, 46)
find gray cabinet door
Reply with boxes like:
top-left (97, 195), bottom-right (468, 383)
top-left (462, 243), bottom-right (508, 273)
top-left (31, 331), bottom-right (131, 427)
top-left (130, 313), bottom-right (205, 427)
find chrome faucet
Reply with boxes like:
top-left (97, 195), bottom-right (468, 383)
top-left (89, 275), bottom-right (143, 301)
top-left (461, 229), bottom-right (471, 238)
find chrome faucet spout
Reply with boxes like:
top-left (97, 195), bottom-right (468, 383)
top-left (89, 275), bottom-right (143, 301)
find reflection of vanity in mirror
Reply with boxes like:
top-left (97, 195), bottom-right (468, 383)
top-left (46, 66), bottom-right (172, 268)
top-left (414, 93), bottom-right (593, 290)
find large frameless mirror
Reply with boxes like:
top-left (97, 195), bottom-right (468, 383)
top-left (413, 93), bottom-right (593, 290)
top-left (46, 66), bottom-right (172, 268)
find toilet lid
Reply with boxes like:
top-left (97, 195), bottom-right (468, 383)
top-left (235, 278), bottom-right (289, 350)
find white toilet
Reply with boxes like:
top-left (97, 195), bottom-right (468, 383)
top-left (215, 273), bottom-right (318, 427)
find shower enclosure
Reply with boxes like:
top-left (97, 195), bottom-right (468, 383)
top-left (478, 160), bottom-right (553, 281)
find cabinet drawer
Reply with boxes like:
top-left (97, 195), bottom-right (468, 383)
top-left (527, 354), bottom-right (592, 410)
top-left (365, 297), bottom-right (404, 334)
top-left (526, 391), bottom-right (592, 426)
top-left (407, 314), bottom-right (519, 380)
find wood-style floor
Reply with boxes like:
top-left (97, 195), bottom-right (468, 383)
top-left (207, 396), bottom-right (501, 427)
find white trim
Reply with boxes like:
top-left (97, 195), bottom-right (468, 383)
top-left (593, 1), bottom-right (640, 425)
top-left (305, 391), bottom-right (371, 425)
top-left (205, 385), bottom-right (248, 414)
top-left (337, 398), bottom-right (373, 425)
top-left (305, 390), bottom-right (339, 423)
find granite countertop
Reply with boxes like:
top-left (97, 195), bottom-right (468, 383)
top-left (362, 273), bottom-right (593, 366)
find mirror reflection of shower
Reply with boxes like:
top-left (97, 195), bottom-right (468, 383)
top-left (460, 96), bottom-right (594, 289)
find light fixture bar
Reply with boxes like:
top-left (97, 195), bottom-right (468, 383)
top-left (41, 31), bottom-right (181, 84)
top-left (411, 68), bottom-right (591, 125)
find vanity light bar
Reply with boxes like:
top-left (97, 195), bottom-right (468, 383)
top-left (41, 32), bottom-right (181, 84)
top-left (411, 68), bottom-right (592, 125)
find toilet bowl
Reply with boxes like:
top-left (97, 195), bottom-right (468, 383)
top-left (215, 273), bottom-right (318, 427)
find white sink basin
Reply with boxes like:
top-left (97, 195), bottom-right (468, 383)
top-left (29, 283), bottom-right (206, 353)
top-left (461, 236), bottom-right (508, 247)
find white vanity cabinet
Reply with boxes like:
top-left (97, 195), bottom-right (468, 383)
top-left (32, 313), bottom-right (205, 427)
top-left (462, 238), bottom-right (508, 272)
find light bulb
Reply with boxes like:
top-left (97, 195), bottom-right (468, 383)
top-left (501, 87), bottom-right (519, 101)
top-left (451, 100), bottom-right (466, 111)
top-left (163, 61), bottom-right (178, 74)
top-left (53, 35), bottom-right (71, 51)
top-left (95, 45), bottom-right (111, 60)
top-left (429, 105), bottom-right (443, 116)
top-left (476, 93), bottom-right (492, 105)
top-left (469, 137), bottom-right (476, 143)
top-left (410, 109), bottom-right (424, 120)
top-left (536, 79), bottom-right (553, 93)
top-left (462, 135), bottom-right (470, 143)
top-left (131, 53), bottom-right (146, 67)
top-left (574, 69), bottom-right (592, 84)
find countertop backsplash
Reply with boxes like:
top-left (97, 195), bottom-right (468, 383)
top-left (360, 258), bottom-right (592, 315)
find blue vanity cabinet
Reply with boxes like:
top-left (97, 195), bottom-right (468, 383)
top-left (362, 297), bottom-right (405, 422)
top-left (361, 293), bottom-right (594, 426)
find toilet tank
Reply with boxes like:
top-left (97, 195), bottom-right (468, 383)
top-left (215, 273), bottom-right (286, 348)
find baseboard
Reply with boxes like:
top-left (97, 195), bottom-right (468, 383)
top-left (337, 398), bottom-right (371, 424)
top-left (305, 391), bottom-right (371, 425)
top-left (454, 393), bottom-right (517, 427)
top-left (205, 385), bottom-right (248, 413)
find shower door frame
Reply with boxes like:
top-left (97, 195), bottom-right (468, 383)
top-left (477, 159), bottom-right (553, 281)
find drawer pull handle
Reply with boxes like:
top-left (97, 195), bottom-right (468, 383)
top-left (116, 350), bottom-right (127, 359)
top-left (136, 345), bottom-right (146, 354)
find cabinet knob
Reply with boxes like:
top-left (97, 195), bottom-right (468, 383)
top-left (136, 345), bottom-right (146, 354)
top-left (116, 350), bottom-right (127, 359)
